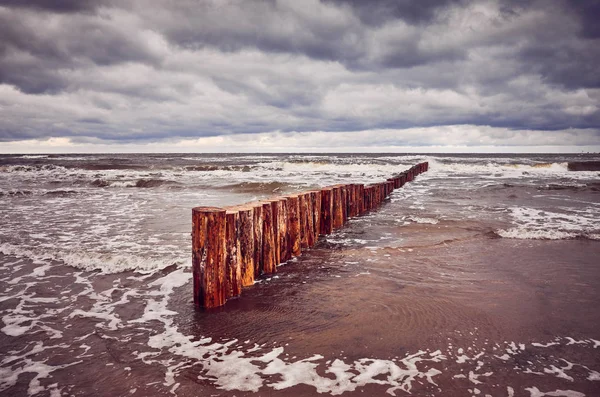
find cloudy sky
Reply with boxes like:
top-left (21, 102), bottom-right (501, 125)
top-left (0, 0), bottom-right (599, 153)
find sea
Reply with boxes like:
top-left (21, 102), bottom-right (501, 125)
top-left (0, 153), bottom-right (599, 397)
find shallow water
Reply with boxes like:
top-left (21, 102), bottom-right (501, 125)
top-left (1, 153), bottom-right (599, 396)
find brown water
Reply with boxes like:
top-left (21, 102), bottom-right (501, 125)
top-left (1, 153), bottom-right (599, 396)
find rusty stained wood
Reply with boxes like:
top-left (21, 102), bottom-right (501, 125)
top-left (299, 192), bottom-right (314, 248)
top-left (276, 198), bottom-right (289, 263)
top-left (192, 206), bottom-right (227, 309)
top-left (251, 202), bottom-right (264, 279)
top-left (261, 201), bottom-right (277, 275)
top-left (320, 188), bottom-right (333, 235)
top-left (285, 194), bottom-right (302, 257)
top-left (308, 190), bottom-right (322, 244)
top-left (225, 211), bottom-right (242, 299)
top-left (232, 206), bottom-right (255, 288)
top-left (331, 186), bottom-right (344, 229)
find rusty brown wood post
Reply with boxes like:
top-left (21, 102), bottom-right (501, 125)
top-left (332, 186), bottom-right (344, 229)
top-left (285, 194), bottom-right (301, 257)
top-left (347, 184), bottom-right (356, 217)
top-left (234, 206), bottom-right (255, 287)
top-left (339, 185), bottom-right (349, 224)
top-left (309, 190), bottom-right (322, 241)
top-left (320, 187), bottom-right (334, 234)
top-left (192, 207), bottom-right (227, 309)
top-left (250, 203), bottom-right (263, 279)
top-left (276, 198), bottom-right (289, 263)
top-left (302, 192), bottom-right (316, 248)
top-left (261, 201), bottom-right (276, 275)
top-left (268, 199), bottom-right (281, 266)
top-left (387, 181), bottom-right (394, 196)
top-left (358, 184), bottom-right (365, 214)
top-left (225, 210), bottom-right (242, 299)
top-left (363, 186), bottom-right (371, 211)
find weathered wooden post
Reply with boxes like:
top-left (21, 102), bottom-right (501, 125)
top-left (225, 210), bottom-right (242, 299)
top-left (309, 190), bottom-right (322, 241)
top-left (332, 186), bottom-right (344, 229)
top-left (358, 184), bottom-right (365, 214)
top-left (276, 198), bottom-right (289, 263)
top-left (320, 187), bottom-right (334, 234)
top-left (234, 206), bottom-right (255, 287)
top-left (299, 192), bottom-right (314, 248)
top-left (363, 186), bottom-right (372, 211)
top-left (340, 185), bottom-right (348, 224)
top-left (261, 201), bottom-right (276, 275)
top-left (192, 207), bottom-right (227, 309)
top-left (286, 194), bottom-right (302, 256)
top-left (250, 203), bottom-right (263, 279)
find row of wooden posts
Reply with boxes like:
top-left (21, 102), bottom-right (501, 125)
top-left (192, 162), bottom-right (429, 309)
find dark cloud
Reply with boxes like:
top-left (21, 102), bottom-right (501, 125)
top-left (0, 0), bottom-right (104, 13)
top-left (0, 0), bottom-right (597, 147)
top-left (324, 0), bottom-right (470, 25)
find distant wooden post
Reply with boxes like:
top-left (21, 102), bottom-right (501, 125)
top-left (192, 207), bottom-right (226, 309)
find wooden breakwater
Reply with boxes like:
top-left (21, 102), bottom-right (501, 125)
top-left (192, 162), bottom-right (429, 309)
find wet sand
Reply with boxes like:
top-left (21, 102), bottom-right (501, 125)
top-left (2, 219), bottom-right (599, 396)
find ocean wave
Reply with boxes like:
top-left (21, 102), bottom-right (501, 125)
top-left (0, 164), bottom-right (68, 173)
top-left (427, 159), bottom-right (574, 178)
top-left (495, 228), bottom-right (600, 240)
top-left (0, 189), bottom-right (33, 197)
top-left (215, 180), bottom-right (293, 194)
top-left (0, 243), bottom-right (185, 274)
top-left (184, 164), bottom-right (252, 172)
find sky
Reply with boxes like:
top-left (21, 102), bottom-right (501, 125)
top-left (0, 0), bottom-right (599, 153)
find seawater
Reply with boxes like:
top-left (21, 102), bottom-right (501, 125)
top-left (0, 153), bottom-right (599, 396)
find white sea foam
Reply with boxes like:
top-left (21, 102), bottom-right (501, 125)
top-left (496, 206), bottom-right (599, 240)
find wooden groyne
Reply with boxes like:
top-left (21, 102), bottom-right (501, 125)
top-left (192, 162), bottom-right (429, 309)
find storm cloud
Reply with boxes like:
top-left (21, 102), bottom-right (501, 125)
top-left (0, 0), bottom-right (598, 151)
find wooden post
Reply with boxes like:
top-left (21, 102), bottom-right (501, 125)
top-left (250, 203), bottom-right (263, 279)
top-left (233, 206), bottom-right (255, 287)
top-left (320, 188), bottom-right (334, 234)
top-left (261, 201), bottom-right (276, 275)
top-left (268, 200), bottom-right (281, 266)
top-left (309, 190), bottom-right (322, 241)
top-left (363, 186), bottom-right (372, 211)
top-left (340, 185), bottom-right (349, 224)
top-left (332, 186), bottom-right (344, 229)
top-left (358, 184), bottom-right (365, 214)
top-left (225, 211), bottom-right (242, 299)
top-left (299, 192), bottom-right (314, 248)
top-left (192, 207), bottom-right (226, 309)
top-left (347, 184), bottom-right (356, 218)
top-left (286, 194), bottom-right (301, 257)
top-left (277, 198), bottom-right (289, 263)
